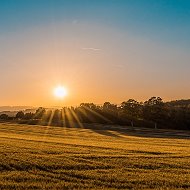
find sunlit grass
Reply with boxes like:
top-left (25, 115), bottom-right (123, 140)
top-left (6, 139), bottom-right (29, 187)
top-left (0, 123), bottom-right (189, 189)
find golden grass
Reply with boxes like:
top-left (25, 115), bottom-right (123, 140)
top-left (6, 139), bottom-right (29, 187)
top-left (0, 123), bottom-right (190, 189)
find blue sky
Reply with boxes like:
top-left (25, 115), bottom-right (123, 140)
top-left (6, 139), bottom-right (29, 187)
top-left (1, 0), bottom-right (190, 48)
top-left (0, 0), bottom-right (190, 106)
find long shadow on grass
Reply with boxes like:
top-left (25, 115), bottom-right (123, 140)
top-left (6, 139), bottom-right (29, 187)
top-left (13, 119), bottom-right (190, 139)
top-left (69, 122), bottom-right (190, 140)
top-left (64, 121), bottom-right (123, 138)
top-left (106, 125), bottom-right (190, 139)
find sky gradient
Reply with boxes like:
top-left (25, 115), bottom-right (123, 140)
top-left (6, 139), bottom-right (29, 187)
top-left (0, 0), bottom-right (190, 106)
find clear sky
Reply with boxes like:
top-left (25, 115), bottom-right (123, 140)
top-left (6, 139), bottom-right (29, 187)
top-left (0, 0), bottom-right (190, 106)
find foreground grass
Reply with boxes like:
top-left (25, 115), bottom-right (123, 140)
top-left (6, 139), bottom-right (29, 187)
top-left (0, 123), bottom-right (190, 189)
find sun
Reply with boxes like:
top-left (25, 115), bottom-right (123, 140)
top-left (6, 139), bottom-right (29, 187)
top-left (53, 86), bottom-right (68, 99)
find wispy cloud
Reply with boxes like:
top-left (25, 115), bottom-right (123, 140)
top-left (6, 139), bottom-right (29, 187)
top-left (81, 47), bottom-right (101, 51)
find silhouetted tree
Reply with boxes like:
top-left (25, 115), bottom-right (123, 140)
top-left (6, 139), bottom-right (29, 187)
top-left (16, 111), bottom-right (25, 119)
top-left (52, 109), bottom-right (62, 125)
top-left (34, 107), bottom-right (46, 119)
top-left (0, 114), bottom-right (8, 120)
top-left (41, 110), bottom-right (52, 124)
top-left (143, 97), bottom-right (165, 129)
top-left (102, 102), bottom-right (118, 123)
top-left (6, 97), bottom-right (190, 131)
top-left (24, 112), bottom-right (34, 120)
top-left (120, 99), bottom-right (142, 127)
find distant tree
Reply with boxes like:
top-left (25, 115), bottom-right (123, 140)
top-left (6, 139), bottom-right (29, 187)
top-left (24, 112), bottom-right (34, 120)
top-left (168, 106), bottom-right (190, 130)
top-left (34, 107), bottom-right (46, 119)
top-left (80, 103), bottom-right (97, 110)
top-left (52, 109), bottom-right (62, 125)
top-left (143, 97), bottom-right (165, 129)
top-left (103, 102), bottom-right (117, 110)
top-left (16, 111), bottom-right (25, 119)
top-left (102, 102), bottom-right (118, 123)
top-left (0, 97), bottom-right (187, 130)
top-left (78, 103), bottom-right (110, 124)
top-left (42, 110), bottom-right (52, 123)
top-left (144, 97), bottom-right (163, 106)
top-left (78, 103), bottom-right (97, 123)
top-left (167, 99), bottom-right (190, 107)
top-left (120, 99), bottom-right (141, 127)
top-left (0, 114), bottom-right (9, 120)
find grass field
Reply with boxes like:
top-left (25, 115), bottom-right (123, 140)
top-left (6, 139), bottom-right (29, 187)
top-left (0, 123), bottom-right (190, 190)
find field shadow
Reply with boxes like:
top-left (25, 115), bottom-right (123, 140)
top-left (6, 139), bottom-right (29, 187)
top-left (112, 126), bottom-right (190, 139)
top-left (2, 120), bottom-right (190, 139)
top-left (69, 122), bottom-right (190, 140)
top-left (63, 122), bottom-right (123, 138)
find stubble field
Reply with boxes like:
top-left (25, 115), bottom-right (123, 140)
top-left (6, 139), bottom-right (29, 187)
top-left (0, 123), bottom-right (190, 190)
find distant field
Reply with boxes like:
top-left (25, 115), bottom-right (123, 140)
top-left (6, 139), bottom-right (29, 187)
top-left (0, 123), bottom-right (190, 190)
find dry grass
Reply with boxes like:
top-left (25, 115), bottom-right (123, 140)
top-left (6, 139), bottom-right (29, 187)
top-left (0, 123), bottom-right (190, 189)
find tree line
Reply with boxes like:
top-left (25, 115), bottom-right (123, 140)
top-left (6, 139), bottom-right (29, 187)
top-left (0, 97), bottom-right (190, 130)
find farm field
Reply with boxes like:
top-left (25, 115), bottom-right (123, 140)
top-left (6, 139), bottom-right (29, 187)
top-left (0, 123), bottom-right (190, 190)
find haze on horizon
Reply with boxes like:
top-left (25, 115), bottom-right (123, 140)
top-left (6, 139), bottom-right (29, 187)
top-left (0, 0), bottom-right (190, 107)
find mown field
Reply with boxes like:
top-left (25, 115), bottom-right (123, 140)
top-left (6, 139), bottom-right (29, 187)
top-left (0, 123), bottom-right (190, 190)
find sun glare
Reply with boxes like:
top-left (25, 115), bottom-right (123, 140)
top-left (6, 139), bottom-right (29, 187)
top-left (53, 86), bottom-right (67, 99)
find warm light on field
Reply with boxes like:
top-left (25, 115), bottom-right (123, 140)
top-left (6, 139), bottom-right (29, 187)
top-left (53, 86), bottom-right (68, 99)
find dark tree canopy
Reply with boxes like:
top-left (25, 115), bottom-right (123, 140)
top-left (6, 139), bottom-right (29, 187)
top-left (0, 114), bottom-right (9, 120)
top-left (16, 111), bottom-right (25, 119)
top-left (12, 97), bottom-right (190, 131)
